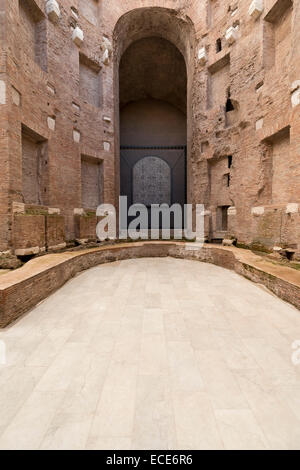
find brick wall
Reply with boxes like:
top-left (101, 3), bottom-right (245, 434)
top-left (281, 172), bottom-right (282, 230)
top-left (13, 214), bottom-right (45, 253)
top-left (81, 155), bottom-right (103, 209)
top-left (79, 54), bottom-right (101, 108)
top-left (0, 0), bottom-right (299, 254)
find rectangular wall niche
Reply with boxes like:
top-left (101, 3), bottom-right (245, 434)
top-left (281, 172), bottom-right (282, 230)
top-left (216, 206), bottom-right (230, 232)
top-left (263, 0), bottom-right (292, 70)
top-left (81, 155), bottom-right (103, 209)
top-left (208, 156), bottom-right (232, 208)
top-left (80, 0), bottom-right (99, 26)
top-left (207, 55), bottom-right (230, 109)
top-left (207, 0), bottom-right (227, 28)
top-left (264, 126), bottom-right (291, 205)
top-left (19, 0), bottom-right (48, 72)
top-left (22, 125), bottom-right (48, 205)
top-left (79, 54), bottom-right (101, 107)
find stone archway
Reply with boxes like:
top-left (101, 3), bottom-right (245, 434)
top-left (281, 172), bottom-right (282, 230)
top-left (113, 7), bottom-right (195, 229)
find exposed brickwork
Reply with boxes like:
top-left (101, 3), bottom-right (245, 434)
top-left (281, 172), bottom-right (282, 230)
top-left (0, 0), bottom-right (299, 256)
top-left (45, 215), bottom-right (65, 249)
top-left (74, 213), bottom-right (97, 241)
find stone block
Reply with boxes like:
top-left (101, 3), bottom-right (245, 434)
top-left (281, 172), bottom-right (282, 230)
top-left (248, 0), bottom-right (264, 20)
top-left (103, 141), bottom-right (110, 152)
top-left (73, 129), bottom-right (81, 143)
top-left (102, 49), bottom-right (110, 66)
top-left (72, 27), bottom-right (84, 47)
top-left (256, 118), bottom-right (264, 130)
top-left (12, 87), bottom-right (21, 106)
top-left (46, 0), bottom-right (60, 23)
top-left (47, 83), bottom-right (56, 95)
top-left (48, 207), bottom-right (61, 215)
top-left (286, 203), bottom-right (299, 214)
top-left (102, 36), bottom-right (113, 53)
top-left (12, 202), bottom-right (25, 214)
top-left (223, 239), bottom-right (236, 246)
top-left (291, 81), bottom-right (300, 108)
top-left (0, 80), bottom-right (6, 105)
top-left (198, 47), bottom-right (207, 65)
top-left (251, 206), bottom-right (265, 216)
top-left (47, 116), bottom-right (56, 131)
top-left (228, 206), bottom-right (237, 216)
top-left (225, 27), bottom-right (238, 45)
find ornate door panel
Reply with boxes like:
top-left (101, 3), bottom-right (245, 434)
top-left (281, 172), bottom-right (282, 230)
top-left (120, 146), bottom-right (186, 229)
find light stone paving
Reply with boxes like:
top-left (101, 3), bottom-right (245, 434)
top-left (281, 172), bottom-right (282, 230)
top-left (0, 257), bottom-right (300, 450)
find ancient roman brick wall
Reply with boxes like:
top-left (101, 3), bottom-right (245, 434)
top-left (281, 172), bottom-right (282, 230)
top-left (3, 0), bottom-right (115, 250)
top-left (0, 0), bottom-right (299, 256)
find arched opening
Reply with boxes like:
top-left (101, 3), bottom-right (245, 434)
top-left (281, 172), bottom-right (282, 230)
top-left (113, 7), bottom-right (195, 232)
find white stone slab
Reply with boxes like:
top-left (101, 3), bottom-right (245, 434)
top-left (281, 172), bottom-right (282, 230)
top-left (228, 206), bottom-right (237, 216)
top-left (291, 81), bottom-right (300, 106)
top-left (102, 49), bottom-right (110, 66)
top-left (251, 206), bottom-right (264, 216)
top-left (48, 208), bottom-right (61, 215)
top-left (0, 80), bottom-right (6, 105)
top-left (104, 141), bottom-right (110, 152)
top-left (12, 202), bottom-right (25, 214)
top-left (286, 203), bottom-right (299, 214)
top-left (47, 116), bottom-right (56, 131)
top-left (73, 130), bottom-right (81, 143)
top-left (15, 246), bottom-right (41, 256)
top-left (74, 208), bottom-right (84, 216)
top-left (46, 0), bottom-right (60, 23)
top-left (256, 118), bottom-right (264, 130)
top-left (198, 47), bottom-right (207, 65)
top-left (12, 87), bottom-right (21, 106)
top-left (72, 27), bottom-right (84, 47)
top-left (225, 27), bottom-right (238, 45)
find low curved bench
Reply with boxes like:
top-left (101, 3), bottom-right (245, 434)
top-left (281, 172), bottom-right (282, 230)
top-left (0, 241), bottom-right (299, 327)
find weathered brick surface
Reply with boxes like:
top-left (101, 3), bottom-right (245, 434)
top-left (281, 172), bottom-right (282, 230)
top-left (0, 0), bottom-right (299, 253)
top-left (13, 214), bottom-right (45, 251)
top-left (46, 215), bottom-right (65, 249)
top-left (74, 214), bottom-right (97, 241)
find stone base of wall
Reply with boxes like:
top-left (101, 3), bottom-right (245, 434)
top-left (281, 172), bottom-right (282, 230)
top-left (46, 215), bottom-right (66, 250)
top-left (0, 241), bottom-right (299, 327)
top-left (12, 204), bottom-right (66, 256)
top-left (13, 214), bottom-right (46, 256)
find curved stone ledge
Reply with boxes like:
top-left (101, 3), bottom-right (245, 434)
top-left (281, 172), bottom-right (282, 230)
top-left (0, 242), bottom-right (299, 327)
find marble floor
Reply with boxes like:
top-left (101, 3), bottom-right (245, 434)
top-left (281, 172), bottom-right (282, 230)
top-left (0, 257), bottom-right (300, 450)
